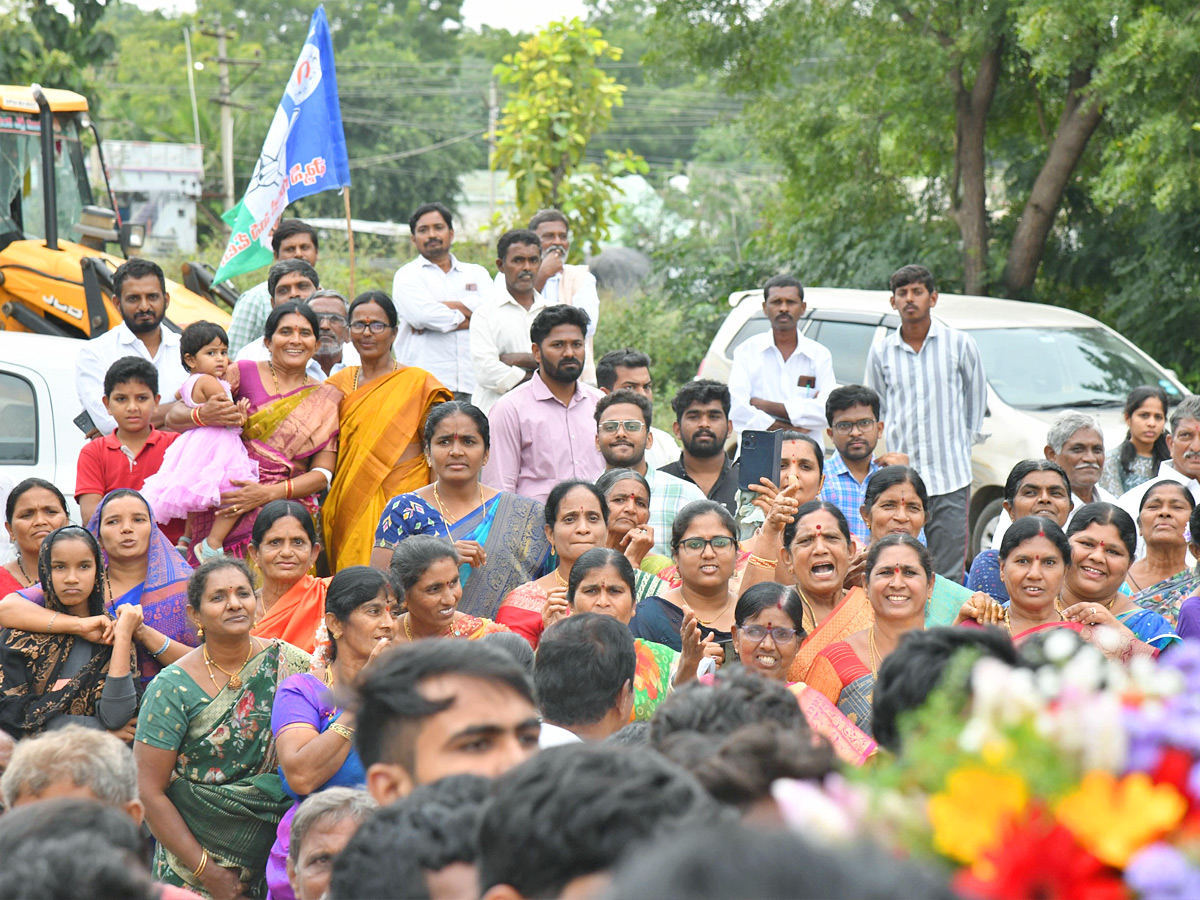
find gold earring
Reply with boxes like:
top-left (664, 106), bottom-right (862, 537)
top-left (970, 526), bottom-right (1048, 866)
top-left (197, 625), bottom-right (205, 640)
top-left (332, 631), bottom-right (342, 640)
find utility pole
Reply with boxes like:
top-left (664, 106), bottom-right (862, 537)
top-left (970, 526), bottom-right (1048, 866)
top-left (201, 22), bottom-right (236, 211)
top-left (183, 27), bottom-right (202, 146)
top-left (488, 77), bottom-right (498, 222)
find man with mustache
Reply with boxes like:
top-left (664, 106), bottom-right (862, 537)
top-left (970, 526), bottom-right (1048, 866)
top-left (482, 305), bottom-right (604, 503)
top-left (528, 209), bottom-right (600, 386)
top-left (660, 379), bottom-right (740, 516)
top-left (470, 230), bottom-right (549, 414)
top-left (866, 264), bottom-right (987, 583)
top-left (728, 274), bottom-right (836, 444)
top-left (306, 289), bottom-right (360, 378)
top-left (392, 202), bottom-right (490, 400)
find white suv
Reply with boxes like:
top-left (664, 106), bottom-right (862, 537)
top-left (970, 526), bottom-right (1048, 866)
top-left (698, 287), bottom-right (1190, 557)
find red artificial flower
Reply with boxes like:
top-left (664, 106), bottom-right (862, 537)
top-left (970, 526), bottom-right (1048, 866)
top-left (954, 806), bottom-right (1128, 900)
top-left (1152, 747), bottom-right (1195, 802)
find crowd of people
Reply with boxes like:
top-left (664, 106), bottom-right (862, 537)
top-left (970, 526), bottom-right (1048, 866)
top-left (0, 204), bottom-right (1195, 900)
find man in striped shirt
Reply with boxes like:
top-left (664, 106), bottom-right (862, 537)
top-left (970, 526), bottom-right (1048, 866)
top-left (865, 265), bottom-right (987, 583)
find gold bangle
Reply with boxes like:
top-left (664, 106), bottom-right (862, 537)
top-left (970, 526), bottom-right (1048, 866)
top-left (747, 554), bottom-right (777, 569)
top-left (328, 722), bottom-right (355, 742)
top-left (192, 848), bottom-right (209, 880)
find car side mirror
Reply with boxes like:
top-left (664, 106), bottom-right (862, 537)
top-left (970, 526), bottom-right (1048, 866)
top-left (119, 222), bottom-right (146, 256)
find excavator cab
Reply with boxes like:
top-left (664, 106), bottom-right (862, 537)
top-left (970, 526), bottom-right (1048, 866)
top-left (0, 84), bottom-right (230, 338)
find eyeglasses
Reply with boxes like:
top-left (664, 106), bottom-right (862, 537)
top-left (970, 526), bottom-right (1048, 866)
top-left (739, 624), bottom-right (798, 643)
top-left (677, 536), bottom-right (736, 553)
top-left (316, 314), bottom-right (348, 326)
top-left (350, 321), bottom-right (391, 334)
top-left (598, 419), bottom-right (645, 434)
top-left (831, 417), bottom-right (878, 434)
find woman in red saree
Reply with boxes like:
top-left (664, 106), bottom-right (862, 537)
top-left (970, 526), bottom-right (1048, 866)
top-left (249, 501), bottom-right (328, 655)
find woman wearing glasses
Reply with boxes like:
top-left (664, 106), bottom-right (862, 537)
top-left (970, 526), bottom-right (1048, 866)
top-left (323, 292), bottom-right (452, 570)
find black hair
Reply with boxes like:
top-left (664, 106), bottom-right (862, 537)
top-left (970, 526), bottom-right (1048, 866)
top-left (596, 348), bottom-right (652, 392)
top-left (782, 499), bottom-right (852, 549)
top-left (328, 774), bottom-right (491, 900)
top-left (325, 566), bottom-right (391, 662)
top-left (567, 547), bottom-right (636, 604)
top-left (889, 263), bottom-right (935, 293)
top-left (267, 258), bottom-right (320, 297)
top-left (864, 533), bottom-right (934, 581)
top-left (408, 202), bottom-right (453, 232)
top-left (535, 613), bottom-right (636, 726)
top-left (610, 822), bottom-right (958, 900)
top-left (1138, 478), bottom-right (1196, 514)
top-left (595, 388), bottom-right (653, 428)
top-left (186, 557), bottom-right (255, 613)
top-left (530, 304), bottom-right (590, 346)
top-left (595, 467), bottom-right (651, 501)
top-left (1118, 386), bottom-right (1171, 479)
top-left (5, 477), bottom-right (68, 525)
top-left (95, 488), bottom-right (150, 522)
top-left (388, 534), bottom-right (459, 598)
top-left (862, 465), bottom-right (929, 515)
top-left (762, 273), bottom-right (803, 302)
top-left (102, 356), bottom-right (158, 397)
top-left (496, 228), bottom-right (541, 262)
top-left (347, 290), bottom-right (398, 328)
top-left (421, 400), bottom-right (490, 452)
top-left (478, 630), bottom-right (535, 675)
top-left (350, 640), bottom-right (535, 770)
top-left (476, 745), bottom-right (716, 900)
top-left (670, 499), bottom-right (737, 553)
top-left (1190, 504), bottom-right (1200, 551)
top-left (250, 499), bottom-right (318, 548)
top-left (179, 321), bottom-right (229, 372)
top-left (263, 300), bottom-right (320, 342)
top-left (824, 383), bottom-right (880, 424)
top-left (649, 668), bottom-right (810, 748)
top-left (1066, 502), bottom-right (1138, 558)
top-left (780, 431), bottom-right (825, 476)
top-left (111, 257), bottom-right (165, 299)
top-left (670, 379), bottom-right (731, 420)
top-left (607, 720), bottom-right (650, 746)
top-left (271, 218), bottom-right (318, 256)
top-left (527, 208), bottom-right (569, 232)
top-left (873, 627), bottom-right (1020, 754)
top-left (38, 526), bottom-right (105, 617)
top-left (999, 515), bottom-right (1071, 564)
top-left (544, 479), bottom-right (608, 528)
top-left (733, 582), bottom-right (806, 636)
top-left (1003, 458), bottom-right (1070, 505)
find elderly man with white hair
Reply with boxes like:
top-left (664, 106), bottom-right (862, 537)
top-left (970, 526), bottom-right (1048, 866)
top-left (991, 411), bottom-right (1117, 549)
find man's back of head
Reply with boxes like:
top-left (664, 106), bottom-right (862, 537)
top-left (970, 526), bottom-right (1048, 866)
top-left (535, 613), bottom-right (636, 740)
top-left (648, 667), bottom-right (810, 748)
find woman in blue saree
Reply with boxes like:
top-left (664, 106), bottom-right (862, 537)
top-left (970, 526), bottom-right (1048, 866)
top-left (370, 402), bottom-right (550, 619)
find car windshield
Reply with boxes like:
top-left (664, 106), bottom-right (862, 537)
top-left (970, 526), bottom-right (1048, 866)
top-left (967, 326), bottom-right (1183, 410)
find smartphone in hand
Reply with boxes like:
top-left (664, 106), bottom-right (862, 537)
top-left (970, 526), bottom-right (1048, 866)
top-left (737, 430), bottom-right (784, 491)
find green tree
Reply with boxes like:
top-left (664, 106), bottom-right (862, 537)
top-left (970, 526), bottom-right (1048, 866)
top-left (492, 17), bottom-right (647, 255)
top-left (0, 0), bottom-right (114, 95)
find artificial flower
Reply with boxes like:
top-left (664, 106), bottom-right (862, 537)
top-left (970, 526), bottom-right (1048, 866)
top-left (928, 766), bottom-right (1027, 864)
top-left (1055, 771), bottom-right (1187, 867)
top-left (1126, 843), bottom-right (1200, 900)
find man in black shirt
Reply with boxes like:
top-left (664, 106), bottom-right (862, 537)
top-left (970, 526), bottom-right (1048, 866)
top-left (660, 379), bottom-right (740, 516)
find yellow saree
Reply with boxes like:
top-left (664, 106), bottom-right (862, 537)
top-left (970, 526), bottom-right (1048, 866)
top-left (786, 586), bottom-right (874, 684)
top-left (322, 366), bottom-right (451, 570)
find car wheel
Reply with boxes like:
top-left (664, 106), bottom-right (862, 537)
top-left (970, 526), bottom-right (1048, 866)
top-left (970, 497), bottom-right (1004, 560)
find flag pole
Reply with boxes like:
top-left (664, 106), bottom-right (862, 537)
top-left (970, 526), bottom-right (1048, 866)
top-left (343, 186), bottom-right (356, 300)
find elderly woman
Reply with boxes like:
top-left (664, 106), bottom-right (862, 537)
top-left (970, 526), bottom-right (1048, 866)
top-left (596, 468), bottom-right (674, 598)
top-left (267, 566), bottom-right (395, 900)
top-left (807, 534), bottom-right (932, 737)
top-left (371, 402), bottom-right (550, 618)
top-left (322, 292), bottom-right (452, 570)
top-left (392, 535), bottom-right (509, 642)
top-left (248, 501), bottom-right (328, 656)
top-left (0, 478), bottom-right (69, 595)
top-left (1124, 480), bottom-right (1197, 623)
top-left (192, 302), bottom-right (341, 562)
top-left (968, 460), bottom-right (1072, 603)
top-left (0, 525), bottom-right (140, 738)
top-left (136, 558), bottom-right (311, 899)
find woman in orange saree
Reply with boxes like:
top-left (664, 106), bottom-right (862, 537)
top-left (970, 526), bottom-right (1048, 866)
top-left (323, 292), bottom-right (452, 570)
top-left (248, 501), bottom-right (329, 655)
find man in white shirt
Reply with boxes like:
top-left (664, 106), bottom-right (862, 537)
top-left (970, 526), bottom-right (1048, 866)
top-left (470, 229), bottom-right (549, 414)
top-left (225, 218), bottom-right (320, 356)
top-left (528, 209), bottom-right (601, 386)
top-left (392, 202), bottom-right (490, 399)
top-left (234, 259), bottom-right (331, 382)
top-left (75, 258), bottom-right (188, 435)
top-left (596, 348), bottom-right (681, 470)
top-left (729, 274), bottom-right (836, 443)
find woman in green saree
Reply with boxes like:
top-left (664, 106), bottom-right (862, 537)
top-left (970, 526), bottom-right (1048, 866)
top-left (135, 558), bottom-right (311, 899)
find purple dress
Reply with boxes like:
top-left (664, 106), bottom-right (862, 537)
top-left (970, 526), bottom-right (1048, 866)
top-left (139, 373), bottom-right (259, 523)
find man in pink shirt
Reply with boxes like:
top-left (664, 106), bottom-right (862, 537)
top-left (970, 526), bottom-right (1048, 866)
top-left (482, 305), bottom-right (604, 503)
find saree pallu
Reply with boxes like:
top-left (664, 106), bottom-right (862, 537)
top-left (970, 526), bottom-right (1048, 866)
top-left (322, 367), bottom-right (451, 571)
top-left (138, 639), bottom-right (310, 898)
top-left (807, 641), bottom-right (877, 737)
top-left (788, 683), bottom-right (877, 766)
top-left (1007, 620), bottom-right (1084, 646)
top-left (633, 569), bottom-right (672, 605)
top-left (191, 383), bottom-right (342, 561)
top-left (496, 583), bottom-right (549, 648)
top-left (448, 614), bottom-right (510, 639)
top-left (1129, 569), bottom-right (1200, 627)
top-left (375, 491), bottom-right (551, 620)
top-left (927, 574), bottom-right (972, 628)
top-left (787, 587), bottom-right (872, 684)
top-left (1117, 606), bottom-right (1181, 652)
top-left (632, 638), bottom-right (676, 722)
top-left (253, 575), bottom-right (330, 656)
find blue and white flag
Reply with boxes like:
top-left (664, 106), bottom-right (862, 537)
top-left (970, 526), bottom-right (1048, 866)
top-left (214, 5), bottom-right (350, 283)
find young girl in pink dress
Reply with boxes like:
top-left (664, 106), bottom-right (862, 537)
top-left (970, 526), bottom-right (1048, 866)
top-left (140, 322), bottom-right (258, 558)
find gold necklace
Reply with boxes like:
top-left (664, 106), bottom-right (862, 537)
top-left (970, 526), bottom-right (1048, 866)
top-left (867, 627), bottom-right (881, 675)
top-left (1004, 602), bottom-right (1065, 636)
top-left (553, 568), bottom-right (568, 588)
top-left (404, 613), bottom-right (450, 642)
top-left (796, 589), bottom-right (818, 633)
top-left (268, 359), bottom-right (309, 395)
top-left (694, 593), bottom-right (734, 627)
top-left (432, 483), bottom-right (485, 529)
top-left (203, 639), bottom-right (257, 690)
top-left (353, 359), bottom-right (398, 392)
